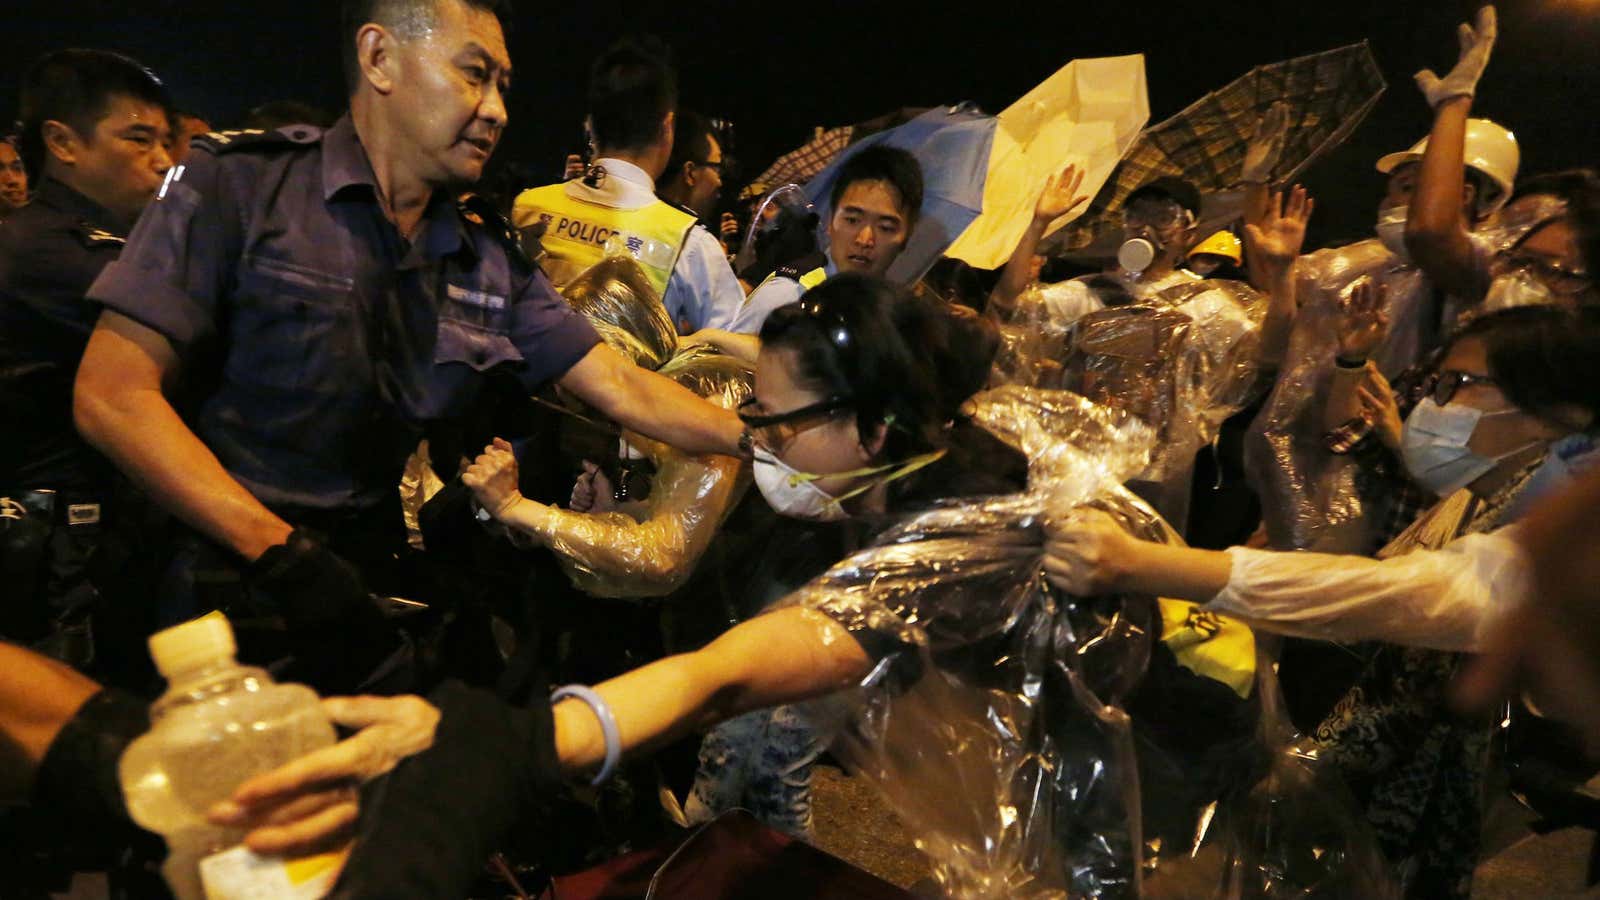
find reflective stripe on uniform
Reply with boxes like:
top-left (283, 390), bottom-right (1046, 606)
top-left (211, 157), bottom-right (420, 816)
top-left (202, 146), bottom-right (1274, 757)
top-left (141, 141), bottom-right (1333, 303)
top-left (513, 184), bottom-right (696, 298)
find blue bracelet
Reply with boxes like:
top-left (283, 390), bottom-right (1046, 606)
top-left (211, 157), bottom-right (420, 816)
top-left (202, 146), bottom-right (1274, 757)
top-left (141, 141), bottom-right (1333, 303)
top-left (551, 684), bottom-right (621, 787)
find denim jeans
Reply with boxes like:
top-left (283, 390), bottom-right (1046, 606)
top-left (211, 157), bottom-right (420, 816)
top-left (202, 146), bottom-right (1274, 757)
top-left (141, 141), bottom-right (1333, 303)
top-left (684, 704), bottom-right (826, 840)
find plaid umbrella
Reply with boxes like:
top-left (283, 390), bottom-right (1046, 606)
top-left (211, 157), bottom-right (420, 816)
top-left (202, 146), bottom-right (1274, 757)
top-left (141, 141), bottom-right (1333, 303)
top-left (1046, 41), bottom-right (1386, 253)
top-left (741, 108), bottom-right (929, 200)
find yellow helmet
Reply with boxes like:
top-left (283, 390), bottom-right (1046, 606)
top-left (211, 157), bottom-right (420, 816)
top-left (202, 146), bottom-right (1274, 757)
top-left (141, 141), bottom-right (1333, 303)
top-left (1187, 230), bottom-right (1242, 265)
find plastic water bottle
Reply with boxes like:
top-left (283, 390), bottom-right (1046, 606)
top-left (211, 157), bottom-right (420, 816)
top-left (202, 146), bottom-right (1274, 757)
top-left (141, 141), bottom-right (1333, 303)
top-left (119, 613), bottom-right (345, 899)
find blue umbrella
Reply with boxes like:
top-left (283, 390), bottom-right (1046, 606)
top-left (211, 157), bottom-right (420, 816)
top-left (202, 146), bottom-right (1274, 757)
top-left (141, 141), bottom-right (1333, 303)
top-left (804, 104), bottom-right (997, 284)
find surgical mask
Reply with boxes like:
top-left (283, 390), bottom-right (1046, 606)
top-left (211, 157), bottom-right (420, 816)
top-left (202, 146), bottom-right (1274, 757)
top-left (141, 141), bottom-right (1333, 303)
top-left (1400, 398), bottom-right (1540, 497)
top-left (1375, 204), bottom-right (1410, 262)
top-left (1483, 269), bottom-right (1557, 311)
top-left (752, 446), bottom-right (947, 522)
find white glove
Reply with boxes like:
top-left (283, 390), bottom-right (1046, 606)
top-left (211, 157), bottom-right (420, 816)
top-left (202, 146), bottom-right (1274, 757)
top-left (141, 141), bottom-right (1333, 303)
top-left (1240, 102), bottom-right (1289, 185)
top-left (1415, 5), bottom-right (1496, 108)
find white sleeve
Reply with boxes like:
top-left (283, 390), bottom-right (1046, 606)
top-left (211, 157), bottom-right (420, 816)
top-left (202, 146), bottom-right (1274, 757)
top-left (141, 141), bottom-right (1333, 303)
top-left (663, 227), bottom-right (745, 333)
top-left (1206, 529), bottom-right (1531, 651)
top-left (726, 276), bottom-right (805, 335)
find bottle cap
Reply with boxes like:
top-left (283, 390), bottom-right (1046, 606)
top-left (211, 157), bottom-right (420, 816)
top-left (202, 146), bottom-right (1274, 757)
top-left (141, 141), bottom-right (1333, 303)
top-left (148, 612), bottom-right (236, 679)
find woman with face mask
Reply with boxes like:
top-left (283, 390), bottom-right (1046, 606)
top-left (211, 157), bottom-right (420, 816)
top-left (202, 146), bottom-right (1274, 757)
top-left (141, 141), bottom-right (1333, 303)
top-left (683, 274), bottom-right (1028, 837)
top-left (1045, 303), bottom-right (1600, 898)
top-left (468, 273), bottom-right (1025, 840)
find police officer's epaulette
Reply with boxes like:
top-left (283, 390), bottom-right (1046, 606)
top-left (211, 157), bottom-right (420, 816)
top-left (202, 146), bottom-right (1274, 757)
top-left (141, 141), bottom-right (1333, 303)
top-left (189, 125), bottom-right (323, 156)
top-left (458, 193), bottom-right (533, 271)
top-left (773, 251), bottom-right (828, 282)
top-left (72, 222), bottom-right (126, 249)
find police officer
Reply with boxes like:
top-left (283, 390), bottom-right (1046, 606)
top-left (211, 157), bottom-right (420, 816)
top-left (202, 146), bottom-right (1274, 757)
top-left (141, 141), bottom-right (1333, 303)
top-left (74, 0), bottom-right (751, 693)
top-left (514, 37), bottom-right (744, 334)
top-left (0, 136), bottom-right (28, 222)
top-left (0, 49), bottom-right (174, 671)
top-left (726, 145), bottom-right (923, 334)
top-left (656, 109), bottom-right (726, 223)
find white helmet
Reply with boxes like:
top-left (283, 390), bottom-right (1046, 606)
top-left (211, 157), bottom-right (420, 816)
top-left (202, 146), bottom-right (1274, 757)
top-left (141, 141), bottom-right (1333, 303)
top-left (1375, 118), bottom-right (1520, 216)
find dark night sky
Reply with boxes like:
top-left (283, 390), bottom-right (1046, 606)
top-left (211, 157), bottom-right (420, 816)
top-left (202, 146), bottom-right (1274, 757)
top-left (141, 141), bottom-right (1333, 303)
top-left (2, 0), bottom-right (1596, 247)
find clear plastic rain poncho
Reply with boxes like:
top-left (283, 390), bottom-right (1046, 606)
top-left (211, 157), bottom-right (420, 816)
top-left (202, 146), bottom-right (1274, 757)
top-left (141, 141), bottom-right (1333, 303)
top-left (991, 272), bottom-right (1268, 532)
top-left (1241, 240), bottom-right (1424, 552)
top-left (1240, 197), bottom-right (1565, 553)
top-left (531, 256), bottom-right (754, 598)
top-left (766, 386), bottom-right (1394, 897)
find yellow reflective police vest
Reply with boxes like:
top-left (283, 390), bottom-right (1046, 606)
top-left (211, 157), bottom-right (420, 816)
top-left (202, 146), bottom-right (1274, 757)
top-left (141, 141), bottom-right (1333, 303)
top-left (513, 184), bottom-right (696, 298)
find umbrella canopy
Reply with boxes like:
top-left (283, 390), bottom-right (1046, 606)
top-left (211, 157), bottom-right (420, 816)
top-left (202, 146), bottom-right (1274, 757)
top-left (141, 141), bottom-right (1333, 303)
top-left (741, 108), bottom-right (929, 201)
top-left (804, 104), bottom-right (998, 284)
top-left (1046, 41), bottom-right (1386, 253)
top-left (944, 55), bottom-right (1148, 270)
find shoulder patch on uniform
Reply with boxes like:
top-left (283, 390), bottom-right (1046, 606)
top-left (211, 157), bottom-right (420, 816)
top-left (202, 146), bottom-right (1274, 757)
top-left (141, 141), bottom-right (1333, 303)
top-left (458, 193), bottom-right (531, 270)
top-left (774, 251), bottom-right (828, 281)
top-left (190, 125), bottom-right (323, 156)
top-left (73, 222), bottom-right (126, 248)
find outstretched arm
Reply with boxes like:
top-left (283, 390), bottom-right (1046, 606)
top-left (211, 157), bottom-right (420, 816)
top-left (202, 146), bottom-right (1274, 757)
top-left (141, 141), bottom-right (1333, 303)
top-left (559, 343), bottom-right (746, 459)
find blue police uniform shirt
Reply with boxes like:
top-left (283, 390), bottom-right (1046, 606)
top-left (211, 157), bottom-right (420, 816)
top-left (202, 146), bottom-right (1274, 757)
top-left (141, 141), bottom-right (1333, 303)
top-left (87, 116), bottom-right (600, 517)
top-left (664, 223), bottom-right (744, 333)
top-left (726, 257), bottom-right (836, 334)
top-left (0, 177), bottom-right (129, 491)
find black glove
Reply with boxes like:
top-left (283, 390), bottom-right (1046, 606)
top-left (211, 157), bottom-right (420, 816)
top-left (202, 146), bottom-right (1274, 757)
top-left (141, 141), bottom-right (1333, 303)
top-left (249, 529), bottom-right (403, 693)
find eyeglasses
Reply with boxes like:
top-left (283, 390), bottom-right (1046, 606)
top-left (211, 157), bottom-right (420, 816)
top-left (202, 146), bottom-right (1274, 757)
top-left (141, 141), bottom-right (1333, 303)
top-left (1424, 369), bottom-right (1499, 406)
top-left (1124, 198), bottom-right (1193, 231)
top-left (737, 396), bottom-right (853, 450)
top-left (1492, 249), bottom-right (1592, 296)
top-left (692, 160), bottom-right (725, 174)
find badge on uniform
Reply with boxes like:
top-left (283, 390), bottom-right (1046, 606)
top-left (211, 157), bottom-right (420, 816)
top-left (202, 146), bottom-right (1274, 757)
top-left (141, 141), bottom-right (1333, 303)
top-left (67, 503), bottom-right (103, 526)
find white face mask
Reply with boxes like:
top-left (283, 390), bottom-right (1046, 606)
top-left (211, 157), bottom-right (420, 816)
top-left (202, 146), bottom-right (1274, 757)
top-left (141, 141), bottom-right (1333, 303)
top-left (753, 447), bottom-right (848, 522)
top-left (1483, 269), bottom-right (1557, 311)
top-left (1400, 397), bottom-right (1540, 497)
top-left (1375, 204), bottom-right (1410, 262)
top-left (751, 445), bottom-right (949, 522)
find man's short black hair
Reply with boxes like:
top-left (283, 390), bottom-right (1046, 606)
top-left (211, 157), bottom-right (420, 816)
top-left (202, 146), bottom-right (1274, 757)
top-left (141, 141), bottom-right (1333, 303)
top-left (829, 145), bottom-right (924, 227)
top-left (340, 0), bottom-right (513, 95)
top-left (17, 48), bottom-right (171, 180)
top-left (587, 36), bottom-right (677, 154)
top-left (664, 109), bottom-right (714, 178)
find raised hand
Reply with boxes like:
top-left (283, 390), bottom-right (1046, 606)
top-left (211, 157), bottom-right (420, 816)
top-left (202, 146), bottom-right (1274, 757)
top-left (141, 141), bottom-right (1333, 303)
top-left (1356, 364), bottom-right (1403, 451)
top-left (1033, 163), bottom-right (1089, 225)
top-left (1241, 101), bottom-right (1290, 185)
top-left (1337, 278), bottom-right (1390, 361)
top-left (1416, 5), bottom-right (1496, 108)
top-left (1244, 184), bottom-right (1315, 269)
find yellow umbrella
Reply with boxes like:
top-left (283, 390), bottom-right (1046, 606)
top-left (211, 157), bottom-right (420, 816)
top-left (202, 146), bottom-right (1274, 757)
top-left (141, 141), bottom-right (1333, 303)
top-left (944, 55), bottom-right (1149, 269)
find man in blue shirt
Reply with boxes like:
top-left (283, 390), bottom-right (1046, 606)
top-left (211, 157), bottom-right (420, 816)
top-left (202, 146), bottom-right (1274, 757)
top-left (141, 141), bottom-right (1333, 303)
top-left (73, 0), bottom-right (749, 691)
top-left (726, 146), bottom-right (922, 334)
